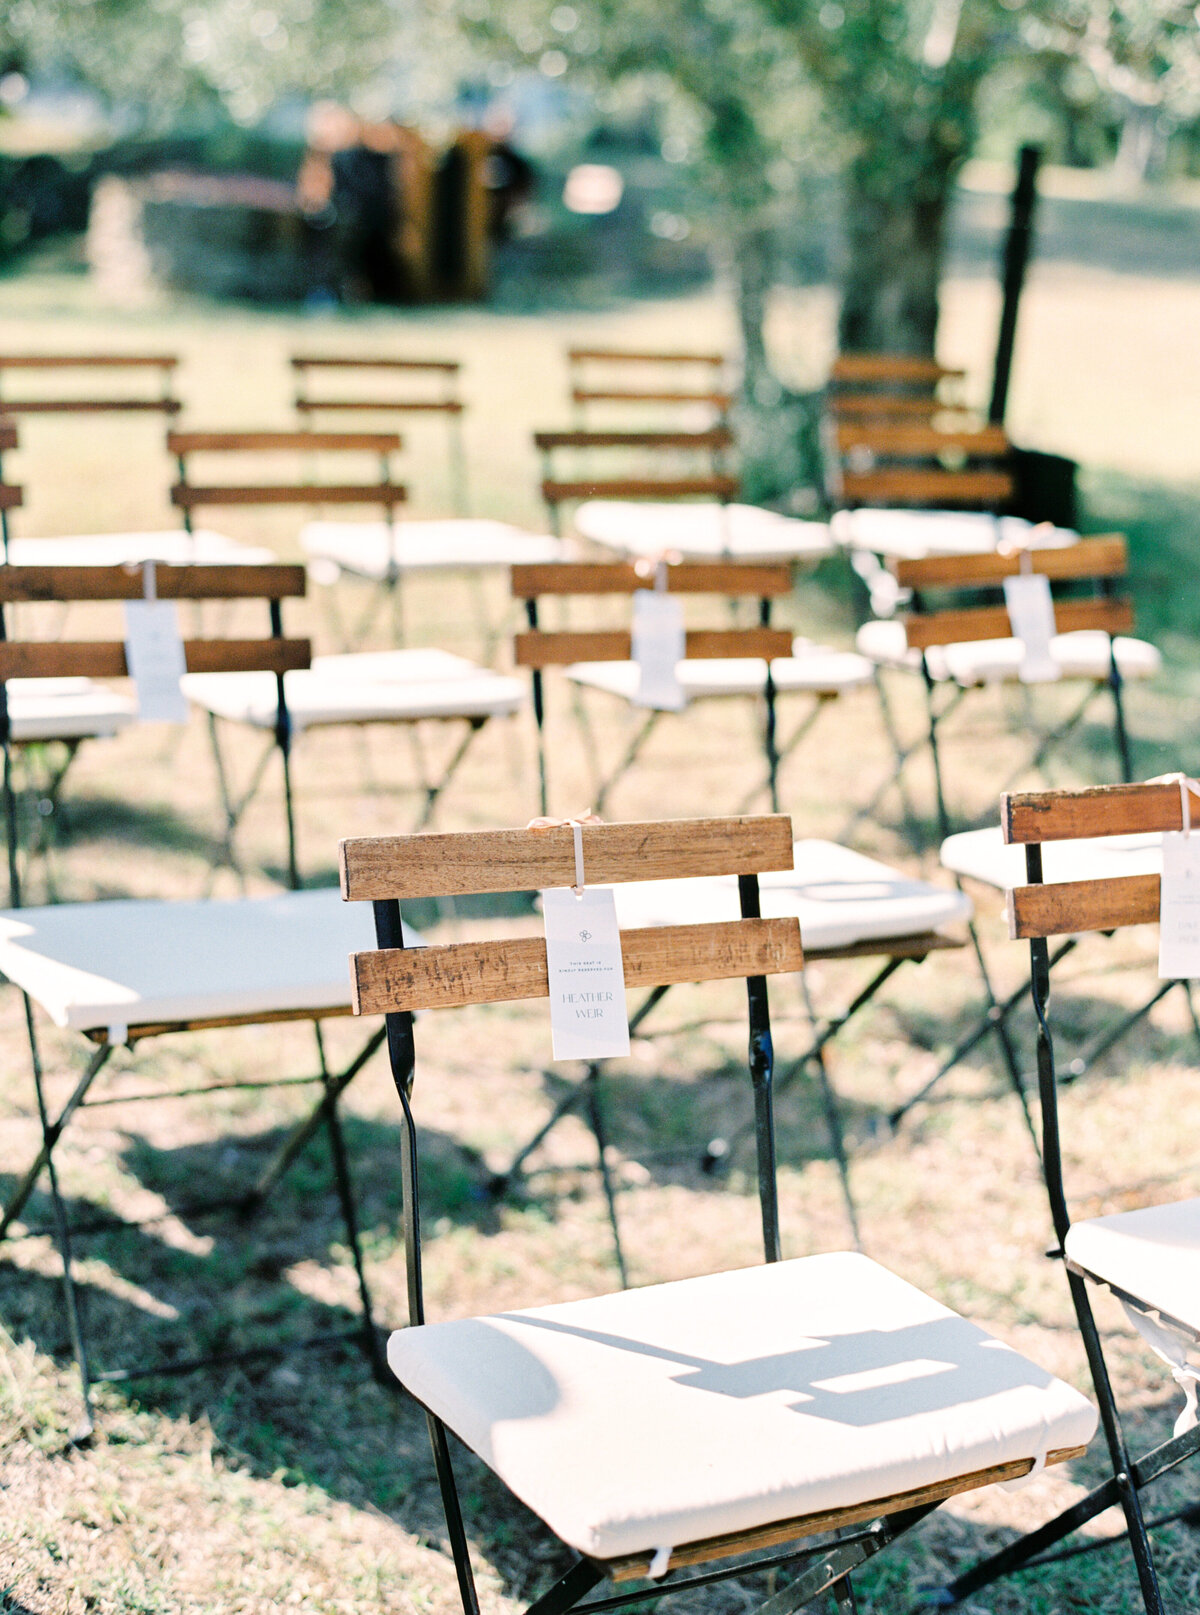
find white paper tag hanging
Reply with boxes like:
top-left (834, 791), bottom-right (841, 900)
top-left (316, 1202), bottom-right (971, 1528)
top-left (631, 589), bottom-right (687, 711)
top-left (1158, 830), bottom-right (1200, 978)
top-left (1002, 573), bottom-right (1061, 684)
top-left (123, 598), bottom-right (189, 722)
top-left (542, 886), bottom-right (630, 1061)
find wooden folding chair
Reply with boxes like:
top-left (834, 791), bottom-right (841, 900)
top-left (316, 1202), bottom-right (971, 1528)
top-left (169, 430), bottom-right (511, 858)
top-left (933, 781), bottom-right (1200, 1614)
top-left (510, 558), bottom-right (861, 818)
top-left (535, 429), bottom-right (738, 540)
top-left (0, 562), bottom-right (405, 1435)
top-left (339, 813), bottom-right (1097, 1615)
top-left (0, 354), bottom-right (180, 418)
top-left (566, 347), bottom-right (733, 427)
top-left (291, 354), bottom-right (468, 512)
top-left (853, 536), bottom-right (1159, 846)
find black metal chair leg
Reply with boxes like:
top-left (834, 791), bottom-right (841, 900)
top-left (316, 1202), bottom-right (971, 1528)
top-left (797, 973), bottom-right (862, 1252)
top-left (427, 1415), bottom-right (483, 1615)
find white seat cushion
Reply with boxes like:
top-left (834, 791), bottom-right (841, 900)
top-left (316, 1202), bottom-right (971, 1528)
top-left (388, 1251), bottom-right (1096, 1560)
top-left (6, 678), bottom-right (137, 743)
top-left (1066, 1199), bottom-right (1200, 1338)
top-left (182, 649), bottom-right (525, 730)
top-left (832, 510), bottom-right (1077, 560)
top-left (940, 826), bottom-right (1163, 893)
top-left (6, 530), bottom-right (274, 565)
top-left (616, 840), bottom-right (971, 953)
top-left (567, 640), bottom-right (874, 702)
top-left (856, 620), bottom-right (1160, 686)
top-left (301, 519), bottom-right (564, 579)
top-left (0, 887), bottom-right (418, 1034)
top-left (574, 502), bottom-right (832, 563)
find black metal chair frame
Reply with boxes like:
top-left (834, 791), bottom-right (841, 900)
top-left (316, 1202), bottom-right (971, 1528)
top-left (0, 563), bottom-right (392, 1438)
top-left (347, 815), bottom-right (963, 1615)
top-left (932, 781), bottom-right (1200, 1614)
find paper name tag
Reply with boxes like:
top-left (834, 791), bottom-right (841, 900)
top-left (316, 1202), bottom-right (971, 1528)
top-left (542, 886), bottom-right (630, 1061)
top-left (631, 589), bottom-right (687, 711)
top-left (1159, 832), bottom-right (1200, 978)
top-left (1003, 573), bottom-right (1061, 684)
top-left (123, 598), bottom-right (189, 722)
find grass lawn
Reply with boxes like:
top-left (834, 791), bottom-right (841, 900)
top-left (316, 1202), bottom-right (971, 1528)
top-left (2, 197), bottom-right (1200, 1613)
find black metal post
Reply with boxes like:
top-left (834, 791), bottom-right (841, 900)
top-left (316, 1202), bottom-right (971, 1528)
top-left (739, 872), bottom-right (781, 1263)
top-left (989, 145), bottom-right (1042, 425)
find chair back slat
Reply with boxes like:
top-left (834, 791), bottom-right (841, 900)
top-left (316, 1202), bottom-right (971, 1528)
top-left (0, 354), bottom-right (177, 370)
top-left (542, 475), bottom-right (739, 504)
top-left (352, 918), bottom-right (803, 1015)
top-left (512, 561), bottom-right (791, 598)
top-left (171, 483), bottom-right (407, 509)
top-left (1008, 873), bottom-right (1159, 940)
top-left (831, 355), bottom-right (963, 385)
top-left (168, 430), bottom-right (400, 453)
top-left (291, 356), bottom-right (460, 373)
top-left (0, 486), bottom-right (22, 510)
top-left (894, 536), bottom-right (1125, 590)
top-left (836, 423), bottom-right (1009, 457)
top-left (296, 398), bottom-right (463, 415)
top-left (1003, 781), bottom-right (1186, 844)
top-left (0, 638), bottom-right (310, 681)
top-left (0, 563), bottom-right (306, 603)
top-left (535, 429), bottom-right (733, 452)
top-left (515, 626), bottom-right (792, 668)
top-left (572, 389), bottom-right (734, 409)
top-left (0, 424), bottom-right (16, 451)
top-left (567, 349), bottom-right (726, 366)
top-left (840, 468), bottom-right (1013, 506)
top-left (829, 394), bottom-right (966, 421)
top-left (0, 399), bottom-right (180, 415)
top-left (340, 814), bottom-right (795, 901)
top-left (902, 596), bottom-right (1132, 650)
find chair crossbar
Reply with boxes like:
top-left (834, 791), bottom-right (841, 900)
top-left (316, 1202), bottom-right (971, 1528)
top-left (571, 389), bottom-right (734, 408)
top-left (895, 535), bottom-right (1127, 589)
top-left (0, 398), bottom-right (181, 415)
top-left (903, 595), bottom-right (1133, 650)
top-left (296, 397), bottom-right (463, 415)
top-left (1004, 779), bottom-right (1186, 843)
top-left (836, 423), bottom-right (1009, 456)
top-left (542, 476), bottom-right (739, 503)
top-left (512, 561), bottom-right (791, 598)
top-left (339, 814), bottom-right (795, 901)
top-left (568, 349), bottom-right (726, 366)
top-left (171, 483), bottom-right (406, 508)
top-left (1009, 872), bottom-right (1159, 939)
top-left (841, 469), bottom-right (1012, 506)
top-left (0, 562), bottom-right (307, 603)
top-left (0, 354), bottom-right (177, 369)
top-left (351, 918), bottom-right (804, 1015)
top-left (830, 355), bottom-right (963, 384)
top-left (291, 356), bottom-right (460, 373)
top-left (0, 639), bottom-right (310, 680)
top-left (535, 429), bottom-right (733, 452)
top-left (168, 430), bottom-right (401, 453)
top-left (515, 626), bottom-right (792, 668)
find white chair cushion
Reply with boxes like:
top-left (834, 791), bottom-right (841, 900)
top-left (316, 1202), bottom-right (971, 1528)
top-left (301, 519), bottom-right (563, 579)
top-left (6, 678), bottom-right (137, 743)
top-left (940, 826), bottom-right (1163, 894)
top-left (0, 887), bottom-right (418, 1034)
top-left (1066, 1199), bottom-right (1200, 1338)
top-left (831, 510), bottom-right (1077, 559)
top-left (182, 649), bottom-right (525, 730)
top-left (616, 840), bottom-right (971, 953)
top-left (567, 640), bottom-right (874, 701)
top-left (855, 621), bottom-right (1160, 686)
top-left (6, 530), bottom-right (273, 565)
top-left (573, 502), bottom-right (832, 563)
top-left (388, 1251), bottom-right (1097, 1560)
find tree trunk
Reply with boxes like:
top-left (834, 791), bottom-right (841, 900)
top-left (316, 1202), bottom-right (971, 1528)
top-left (837, 150), bottom-right (956, 356)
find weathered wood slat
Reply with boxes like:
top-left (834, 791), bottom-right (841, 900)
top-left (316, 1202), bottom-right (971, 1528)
top-left (0, 354), bottom-right (177, 369)
top-left (535, 429), bottom-right (733, 451)
top-left (351, 918), bottom-right (803, 1014)
top-left (0, 485), bottom-right (22, 509)
top-left (831, 355), bottom-right (963, 384)
top-left (830, 395), bottom-right (967, 419)
top-left (340, 815), bottom-right (795, 900)
top-left (607, 1446), bottom-right (1087, 1582)
top-left (840, 468), bottom-right (1013, 506)
top-left (836, 423), bottom-right (1009, 456)
top-left (1003, 782), bottom-right (1188, 844)
top-left (0, 638), bottom-right (311, 680)
top-left (291, 356), bottom-right (460, 372)
top-left (295, 398), bottom-right (463, 414)
top-left (171, 483), bottom-right (406, 508)
top-left (901, 595), bottom-right (1133, 650)
top-left (0, 563), bottom-right (306, 603)
top-left (543, 476), bottom-right (741, 503)
top-left (1008, 874), bottom-right (1159, 939)
top-left (0, 399), bottom-right (180, 414)
top-left (514, 627), bottom-right (793, 667)
top-left (510, 561), bottom-right (792, 598)
top-left (168, 430), bottom-right (401, 453)
top-left (0, 424), bottom-right (18, 451)
top-left (894, 536), bottom-right (1126, 589)
top-left (571, 390), bottom-right (734, 407)
top-left (568, 349), bottom-right (725, 366)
